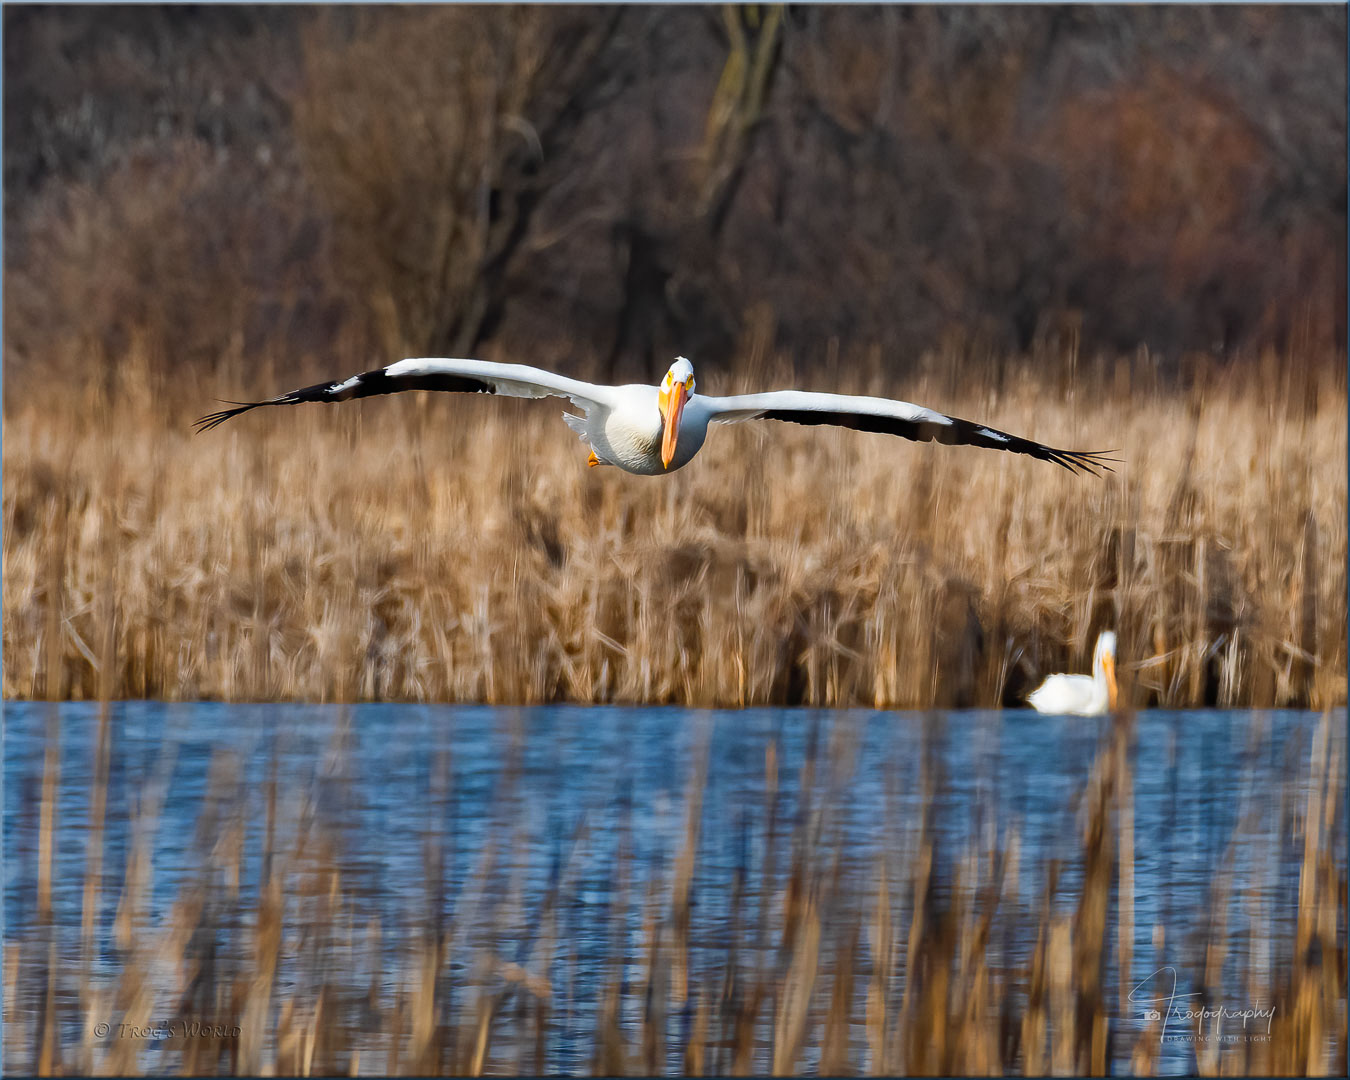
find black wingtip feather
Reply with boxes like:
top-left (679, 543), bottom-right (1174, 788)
top-left (1053, 448), bottom-right (1121, 478)
top-left (193, 401), bottom-right (267, 433)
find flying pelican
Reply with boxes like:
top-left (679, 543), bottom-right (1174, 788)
top-left (196, 356), bottom-right (1116, 476)
top-left (1026, 631), bottom-right (1119, 715)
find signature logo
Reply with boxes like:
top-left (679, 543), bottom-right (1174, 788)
top-left (1128, 966), bottom-right (1275, 1044)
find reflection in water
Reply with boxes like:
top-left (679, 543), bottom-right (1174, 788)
top-left (4, 704), bottom-right (1345, 1076)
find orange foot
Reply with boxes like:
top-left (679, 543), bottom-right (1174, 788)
top-left (587, 449), bottom-right (601, 468)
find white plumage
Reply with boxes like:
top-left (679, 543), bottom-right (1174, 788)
top-left (1027, 631), bottom-right (1119, 716)
top-left (197, 355), bottom-right (1116, 477)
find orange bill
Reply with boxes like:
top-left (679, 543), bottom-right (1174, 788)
top-left (661, 382), bottom-right (688, 469)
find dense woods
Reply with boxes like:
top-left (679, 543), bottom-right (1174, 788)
top-left (5, 5), bottom-right (1345, 393)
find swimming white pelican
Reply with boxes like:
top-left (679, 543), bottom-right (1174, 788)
top-left (196, 356), bottom-right (1116, 476)
top-left (1027, 631), bottom-right (1119, 715)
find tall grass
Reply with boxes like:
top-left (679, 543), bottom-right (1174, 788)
top-left (4, 704), bottom-right (1344, 1075)
top-left (3, 342), bottom-right (1345, 708)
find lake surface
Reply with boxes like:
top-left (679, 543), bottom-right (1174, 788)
top-left (4, 703), bottom-right (1344, 1076)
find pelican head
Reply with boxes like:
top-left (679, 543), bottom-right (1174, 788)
top-left (659, 356), bottom-right (696, 469)
top-left (1093, 631), bottom-right (1118, 709)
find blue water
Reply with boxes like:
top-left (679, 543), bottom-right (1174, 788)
top-left (4, 703), bottom-right (1343, 1075)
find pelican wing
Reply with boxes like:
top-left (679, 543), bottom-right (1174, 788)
top-left (196, 358), bottom-right (613, 432)
top-left (701, 390), bottom-right (1116, 475)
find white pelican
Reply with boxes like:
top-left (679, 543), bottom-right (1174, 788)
top-left (196, 356), bottom-right (1116, 476)
top-left (1026, 631), bottom-right (1119, 715)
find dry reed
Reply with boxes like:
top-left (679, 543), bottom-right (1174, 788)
top-left (3, 343), bottom-right (1346, 709)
